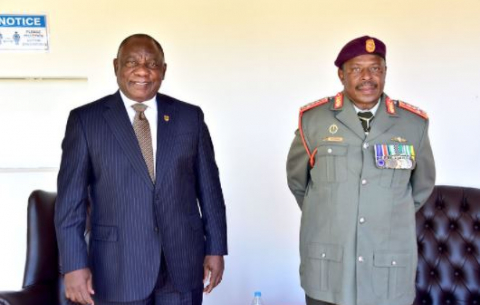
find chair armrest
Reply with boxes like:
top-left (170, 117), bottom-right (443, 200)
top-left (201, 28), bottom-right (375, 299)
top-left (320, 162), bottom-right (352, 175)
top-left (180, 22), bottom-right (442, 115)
top-left (0, 283), bottom-right (54, 305)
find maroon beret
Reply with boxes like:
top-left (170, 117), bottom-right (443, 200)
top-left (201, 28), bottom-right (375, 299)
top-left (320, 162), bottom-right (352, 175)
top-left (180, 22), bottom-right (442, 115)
top-left (334, 35), bottom-right (386, 68)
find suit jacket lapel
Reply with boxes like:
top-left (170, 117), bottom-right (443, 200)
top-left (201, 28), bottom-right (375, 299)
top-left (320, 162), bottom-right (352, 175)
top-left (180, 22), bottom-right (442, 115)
top-left (367, 95), bottom-right (397, 141)
top-left (103, 91), bottom-right (154, 190)
top-left (155, 94), bottom-right (177, 186)
top-left (334, 96), bottom-right (365, 140)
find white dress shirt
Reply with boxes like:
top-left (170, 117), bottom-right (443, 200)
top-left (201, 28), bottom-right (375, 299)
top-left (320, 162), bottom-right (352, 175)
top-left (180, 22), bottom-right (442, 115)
top-left (352, 98), bottom-right (381, 115)
top-left (120, 91), bottom-right (158, 175)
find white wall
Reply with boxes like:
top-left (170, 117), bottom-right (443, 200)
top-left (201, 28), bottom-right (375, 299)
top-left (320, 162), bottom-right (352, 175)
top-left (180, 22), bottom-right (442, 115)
top-left (1, 0), bottom-right (480, 304)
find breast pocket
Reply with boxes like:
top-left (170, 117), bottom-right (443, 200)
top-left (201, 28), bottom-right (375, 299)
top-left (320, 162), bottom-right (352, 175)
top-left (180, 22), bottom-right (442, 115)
top-left (175, 132), bottom-right (197, 154)
top-left (379, 168), bottom-right (412, 188)
top-left (375, 143), bottom-right (415, 188)
top-left (311, 144), bottom-right (348, 183)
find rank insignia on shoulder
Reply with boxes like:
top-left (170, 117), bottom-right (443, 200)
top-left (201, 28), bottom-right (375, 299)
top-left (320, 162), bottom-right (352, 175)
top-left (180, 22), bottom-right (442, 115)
top-left (385, 97), bottom-right (396, 115)
top-left (333, 92), bottom-right (344, 109)
top-left (397, 101), bottom-right (428, 119)
top-left (374, 144), bottom-right (416, 170)
top-left (300, 97), bottom-right (329, 113)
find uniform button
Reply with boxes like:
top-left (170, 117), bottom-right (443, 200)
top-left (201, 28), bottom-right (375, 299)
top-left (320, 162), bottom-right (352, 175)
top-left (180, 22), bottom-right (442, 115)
top-left (358, 256), bottom-right (364, 262)
top-left (361, 179), bottom-right (367, 185)
top-left (321, 253), bottom-right (326, 258)
top-left (359, 217), bottom-right (365, 224)
top-left (327, 148), bottom-right (333, 154)
top-left (391, 260), bottom-right (397, 266)
top-left (363, 142), bottom-right (369, 149)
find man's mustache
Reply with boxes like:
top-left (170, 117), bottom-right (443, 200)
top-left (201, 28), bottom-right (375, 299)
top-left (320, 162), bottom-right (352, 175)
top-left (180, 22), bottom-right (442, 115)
top-left (356, 81), bottom-right (377, 90)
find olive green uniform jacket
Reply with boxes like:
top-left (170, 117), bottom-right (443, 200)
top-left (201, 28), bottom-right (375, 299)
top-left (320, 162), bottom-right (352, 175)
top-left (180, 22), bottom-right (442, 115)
top-left (286, 93), bottom-right (435, 305)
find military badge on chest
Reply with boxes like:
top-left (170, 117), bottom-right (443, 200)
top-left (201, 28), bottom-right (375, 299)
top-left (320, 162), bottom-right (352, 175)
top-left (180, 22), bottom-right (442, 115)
top-left (374, 144), bottom-right (416, 170)
top-left (322, 124), bottom-right (344, 142)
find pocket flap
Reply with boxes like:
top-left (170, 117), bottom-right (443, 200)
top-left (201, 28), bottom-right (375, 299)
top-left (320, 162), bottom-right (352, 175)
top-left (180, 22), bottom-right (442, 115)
top-left (92, 225), bottom-right (118, 242)
top-left (308, 243), bottom-right (343, 262)
top-left (374, 252), bottom-right (411, 267)
top-left (316, 145), bottom-right (348, 156)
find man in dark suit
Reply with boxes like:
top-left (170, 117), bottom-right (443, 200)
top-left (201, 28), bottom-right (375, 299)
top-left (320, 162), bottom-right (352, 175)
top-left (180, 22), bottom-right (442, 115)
top-left (55, 33), bottom-right (227, 305)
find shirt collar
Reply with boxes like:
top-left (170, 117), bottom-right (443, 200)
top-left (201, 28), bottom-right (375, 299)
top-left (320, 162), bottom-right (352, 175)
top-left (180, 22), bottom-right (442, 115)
top-left (352, 98), bottom-right (381, 116)
top-left (119, 91), bottom-right (157, 111)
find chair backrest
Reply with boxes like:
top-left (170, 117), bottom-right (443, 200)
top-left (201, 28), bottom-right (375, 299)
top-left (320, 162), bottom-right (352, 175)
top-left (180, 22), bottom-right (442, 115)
top-left (23, 190), bottom-right (68, 305)
top-left (414, 185), bottom-right (480, 305)
top-left (23, 190), bottom-right (58, 287)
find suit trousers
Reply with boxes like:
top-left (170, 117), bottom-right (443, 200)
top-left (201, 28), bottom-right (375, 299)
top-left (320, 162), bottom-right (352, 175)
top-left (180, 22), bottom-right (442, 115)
top-left (306, 295), bottom-right (335, 305)
top-left (93, 254), bottom-right (203, 305)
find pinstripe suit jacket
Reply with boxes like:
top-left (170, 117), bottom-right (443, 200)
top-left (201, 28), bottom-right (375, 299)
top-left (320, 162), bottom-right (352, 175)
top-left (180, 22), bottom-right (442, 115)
top-left (55, 91), bottom-right (227, 302)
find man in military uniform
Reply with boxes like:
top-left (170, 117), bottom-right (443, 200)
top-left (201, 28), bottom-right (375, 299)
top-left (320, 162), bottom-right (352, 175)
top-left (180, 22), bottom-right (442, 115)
top-left (286, 36), bottom-right (435, 305)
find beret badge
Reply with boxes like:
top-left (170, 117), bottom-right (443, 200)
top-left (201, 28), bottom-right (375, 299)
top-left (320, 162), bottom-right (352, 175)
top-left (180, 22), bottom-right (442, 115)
top-left (366, 38), bottom-right (376, 53)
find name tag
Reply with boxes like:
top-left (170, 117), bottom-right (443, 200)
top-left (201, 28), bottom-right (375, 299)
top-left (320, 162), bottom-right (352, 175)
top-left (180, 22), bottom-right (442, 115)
top-left (374, 144), bottom-right (415, 170)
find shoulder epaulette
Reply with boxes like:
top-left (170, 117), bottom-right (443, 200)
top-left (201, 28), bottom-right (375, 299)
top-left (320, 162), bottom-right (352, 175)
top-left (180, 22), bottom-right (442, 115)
top-left (298, 96), bottom-right (332, 167)
top-left (397, 101), bottom-right (429, 119)
top-left (333, 92), bottom-right (343, 109)
top-left (385, 96), bottom-right (396, 115)
top-left (300, 97), bottom-right (330, 114)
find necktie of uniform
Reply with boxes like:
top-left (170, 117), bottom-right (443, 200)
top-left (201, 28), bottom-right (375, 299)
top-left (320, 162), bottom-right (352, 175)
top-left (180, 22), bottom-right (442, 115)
top-left (132, 103), bottom-right (155, 182)
top-left (358, 111), bottom-right (374, 132)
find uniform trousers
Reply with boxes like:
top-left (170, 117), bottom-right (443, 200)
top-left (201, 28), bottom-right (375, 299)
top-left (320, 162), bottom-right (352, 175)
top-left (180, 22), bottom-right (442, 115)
top-left (92, 254), bottom-right (203, 305)
top-left (306, 295), bottom-right (335, 305)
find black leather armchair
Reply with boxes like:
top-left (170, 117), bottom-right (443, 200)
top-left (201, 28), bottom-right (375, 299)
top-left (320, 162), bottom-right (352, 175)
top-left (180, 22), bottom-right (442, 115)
top-left (0, 190), bottom-right (67, 305)
top-left (414, 185), bottom-right (480, 305)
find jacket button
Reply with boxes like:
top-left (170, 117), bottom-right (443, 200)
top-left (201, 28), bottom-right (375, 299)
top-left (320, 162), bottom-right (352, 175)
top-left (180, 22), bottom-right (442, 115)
top-left (363, 142), bottom-right (369, 149)
top-left (359, 217), bottom-right (365, 224)
top-left (327, 148), bottom-right (333, 154)
top-left (361, 179), bottom-right (367, 185)
top-left (358, 256), bottom-right (364, 262)
top-left (391, 260), bottom-right (397, 266)
top-left (321, 253), bottom-right (326, 258)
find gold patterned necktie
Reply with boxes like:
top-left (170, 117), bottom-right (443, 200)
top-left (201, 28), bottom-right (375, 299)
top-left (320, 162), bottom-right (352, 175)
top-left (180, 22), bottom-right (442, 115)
top-left (358, 111), bottom-right (374, 133)
top-left (132, 103), bottom-right (155, 182)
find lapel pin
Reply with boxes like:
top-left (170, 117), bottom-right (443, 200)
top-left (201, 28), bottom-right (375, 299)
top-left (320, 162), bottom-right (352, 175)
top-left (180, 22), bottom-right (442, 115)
top-left (164, 115), bottom-right (170, 122)
top-left (328, 124), bottom-right (338, 134)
